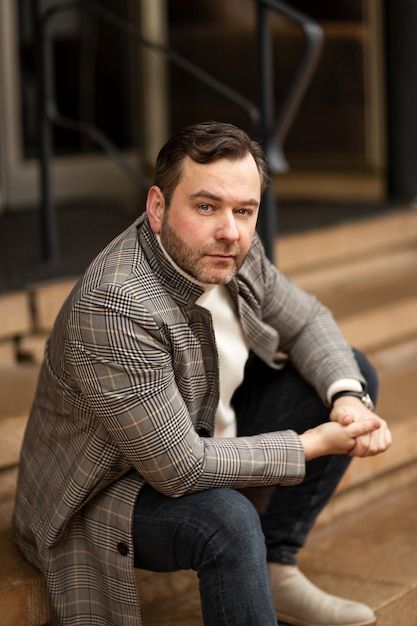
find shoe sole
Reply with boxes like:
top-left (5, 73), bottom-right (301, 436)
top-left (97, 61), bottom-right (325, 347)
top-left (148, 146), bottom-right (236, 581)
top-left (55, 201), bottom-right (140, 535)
top-left (276, 610), bottom-right (376, 626)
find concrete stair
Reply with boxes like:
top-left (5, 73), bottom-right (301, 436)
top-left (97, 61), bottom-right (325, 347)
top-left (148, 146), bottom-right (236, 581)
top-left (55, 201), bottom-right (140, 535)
top-left (0, 207), bottom-right (416, 624)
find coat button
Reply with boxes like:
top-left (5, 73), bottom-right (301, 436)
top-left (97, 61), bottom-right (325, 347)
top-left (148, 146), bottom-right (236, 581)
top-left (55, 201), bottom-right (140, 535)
top-left (117, 542), bottom-right (129, 556)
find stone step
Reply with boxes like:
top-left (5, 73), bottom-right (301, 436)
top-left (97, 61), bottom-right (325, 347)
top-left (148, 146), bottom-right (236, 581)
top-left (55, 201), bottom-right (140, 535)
top-left (30, 279), bottom-right (77, 333)
top-left (339, 296), bottom-right (417, 354)
top-left (299, 479), bottom-right (417, 626)
top-left (0, 467), bottom-right (18, 506)
top-left (0, 415), bottom-right (27, 473)
top-left (0, 365), bottom-right (39, 474)
top-left (0, 366), bottom-right (39, 420)
top-left (277, 207), bottom-right (417, 275)
top-left (0, 501), bottom-right (54, 626)
top-left (289, 245), bottom-right (417, 320)
top-left (0, 291), bottom-right (31, 341)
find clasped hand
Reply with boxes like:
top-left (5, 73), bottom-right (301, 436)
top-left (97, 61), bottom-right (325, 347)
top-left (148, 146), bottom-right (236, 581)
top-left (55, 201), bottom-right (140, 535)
top-left (330, 396), bottom-right (392, 458)
top-left (300, 397), bottom-right (392, 461)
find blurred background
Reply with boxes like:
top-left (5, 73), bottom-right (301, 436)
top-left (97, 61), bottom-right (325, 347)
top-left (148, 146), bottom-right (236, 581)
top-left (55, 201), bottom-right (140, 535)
top-left (1, 0), bottom-right (416, 284)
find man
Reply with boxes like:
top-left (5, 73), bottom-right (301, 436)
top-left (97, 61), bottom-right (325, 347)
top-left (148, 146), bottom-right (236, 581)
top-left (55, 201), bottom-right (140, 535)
top-left (14, 122), bottom-right (391, 626)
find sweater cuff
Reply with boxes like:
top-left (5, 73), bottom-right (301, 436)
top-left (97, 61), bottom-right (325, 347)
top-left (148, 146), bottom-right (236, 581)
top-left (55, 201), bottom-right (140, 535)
top-left (326, 378), bottom-right (363, 405)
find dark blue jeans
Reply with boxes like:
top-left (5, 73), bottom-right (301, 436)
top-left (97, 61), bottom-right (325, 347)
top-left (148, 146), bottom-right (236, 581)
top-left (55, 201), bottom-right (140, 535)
top-left (133, 350), bottom-right (378, 625)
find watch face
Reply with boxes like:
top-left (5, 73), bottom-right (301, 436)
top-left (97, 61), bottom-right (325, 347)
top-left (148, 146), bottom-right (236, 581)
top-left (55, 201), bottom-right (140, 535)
top-left (362, 394), bottom-right (374, 410)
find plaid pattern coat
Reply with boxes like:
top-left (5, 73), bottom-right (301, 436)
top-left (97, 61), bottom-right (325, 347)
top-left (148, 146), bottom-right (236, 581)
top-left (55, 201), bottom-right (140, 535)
top-left (14, 214), bottom-right (364, 625)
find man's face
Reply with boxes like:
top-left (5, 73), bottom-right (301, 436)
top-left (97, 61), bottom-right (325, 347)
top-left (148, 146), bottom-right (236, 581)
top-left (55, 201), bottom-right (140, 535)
top-left (147, 154), bottom-right (261, 284)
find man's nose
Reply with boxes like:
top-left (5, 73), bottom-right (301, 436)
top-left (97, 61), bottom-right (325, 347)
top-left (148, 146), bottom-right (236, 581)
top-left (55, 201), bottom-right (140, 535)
top-left (215, 213), bottom-right (240, 241)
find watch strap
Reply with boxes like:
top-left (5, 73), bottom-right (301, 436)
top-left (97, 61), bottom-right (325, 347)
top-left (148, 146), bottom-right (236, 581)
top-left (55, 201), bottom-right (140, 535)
top-left (331, 390), bottom-right (374, 410)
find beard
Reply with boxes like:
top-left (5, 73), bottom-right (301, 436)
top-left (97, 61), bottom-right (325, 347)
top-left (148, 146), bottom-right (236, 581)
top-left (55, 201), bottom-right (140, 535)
top-left (160, 215), bottom-right (245, 285)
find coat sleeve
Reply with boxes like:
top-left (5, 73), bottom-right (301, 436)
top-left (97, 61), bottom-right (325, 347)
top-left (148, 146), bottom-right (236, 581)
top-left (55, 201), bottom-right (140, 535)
top-left (67, 283), bottom-right (305, 498)
top-left (245, 234), bottom-right (366, 401)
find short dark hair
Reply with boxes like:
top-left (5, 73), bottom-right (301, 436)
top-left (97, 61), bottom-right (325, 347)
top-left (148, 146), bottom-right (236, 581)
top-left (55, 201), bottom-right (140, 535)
top-left (153, 121), bottom-right (270, 206)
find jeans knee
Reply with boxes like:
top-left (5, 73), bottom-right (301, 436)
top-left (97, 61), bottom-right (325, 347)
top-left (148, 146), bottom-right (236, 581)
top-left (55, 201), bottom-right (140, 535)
top-left (201, 488), bottom-right (266, 555)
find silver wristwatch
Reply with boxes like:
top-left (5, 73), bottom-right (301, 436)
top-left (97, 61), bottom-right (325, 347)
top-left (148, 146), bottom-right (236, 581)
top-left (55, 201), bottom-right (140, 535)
top-left (331, 390), bottom-right (375, 411)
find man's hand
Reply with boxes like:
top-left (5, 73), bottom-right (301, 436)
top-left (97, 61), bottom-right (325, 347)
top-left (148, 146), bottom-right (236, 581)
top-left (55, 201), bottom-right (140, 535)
top-left (300, 417), bottom-right (382, 461)
top-left (330, 396), bottom-right (392, 457)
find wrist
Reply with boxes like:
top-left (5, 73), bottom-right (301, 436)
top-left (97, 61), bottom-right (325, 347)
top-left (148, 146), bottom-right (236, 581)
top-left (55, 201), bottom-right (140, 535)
top-left (299, 430), bottom-right (316, 461)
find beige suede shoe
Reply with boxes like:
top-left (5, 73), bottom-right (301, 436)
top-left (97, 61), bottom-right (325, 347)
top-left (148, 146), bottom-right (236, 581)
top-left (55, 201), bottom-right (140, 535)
top-left (268, 563), bottom-right (376, 626)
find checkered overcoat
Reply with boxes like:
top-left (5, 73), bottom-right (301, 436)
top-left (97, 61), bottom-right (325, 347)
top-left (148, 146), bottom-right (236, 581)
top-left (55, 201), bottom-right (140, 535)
top-left (13, 214), bottom-right (364, 625)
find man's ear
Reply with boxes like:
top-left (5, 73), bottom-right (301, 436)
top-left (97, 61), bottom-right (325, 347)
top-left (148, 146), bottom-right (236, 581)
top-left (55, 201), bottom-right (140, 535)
top-left (146, 186), bottom-right (165, 233)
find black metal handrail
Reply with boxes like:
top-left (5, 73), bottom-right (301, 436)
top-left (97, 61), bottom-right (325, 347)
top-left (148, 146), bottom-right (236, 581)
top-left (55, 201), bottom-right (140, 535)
top-left (31, 0), bottom-right (323, 261)
top-left (256, 0), bottom-right (324, 254)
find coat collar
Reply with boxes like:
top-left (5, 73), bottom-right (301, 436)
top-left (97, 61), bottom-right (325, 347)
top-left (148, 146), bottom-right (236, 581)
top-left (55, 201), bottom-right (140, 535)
top-left (136, 214), bottom-right (206, 307)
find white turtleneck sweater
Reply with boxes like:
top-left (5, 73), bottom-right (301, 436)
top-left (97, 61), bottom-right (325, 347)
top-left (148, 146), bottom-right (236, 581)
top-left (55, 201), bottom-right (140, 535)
top-left (196, 285), bottom-right (249, 437)
top-left (156, 235), bottom-right (248, 437)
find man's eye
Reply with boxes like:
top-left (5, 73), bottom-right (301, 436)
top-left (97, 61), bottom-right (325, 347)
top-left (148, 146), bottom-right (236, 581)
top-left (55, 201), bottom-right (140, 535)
top-left (199, 204), bottom-right (212, 212)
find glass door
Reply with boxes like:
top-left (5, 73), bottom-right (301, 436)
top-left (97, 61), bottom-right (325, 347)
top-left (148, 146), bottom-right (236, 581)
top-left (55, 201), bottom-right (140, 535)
top-left (0, 0), bottom-right (167, 213)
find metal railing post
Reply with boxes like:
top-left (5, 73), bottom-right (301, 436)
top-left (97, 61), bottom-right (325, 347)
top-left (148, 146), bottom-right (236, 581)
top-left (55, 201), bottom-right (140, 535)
top-left (256, 1), bottom-right (278, 262)
top-left (255, 0), bottom-right (324, 263)
top-left (31, 0), bottom-right (59, 259)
